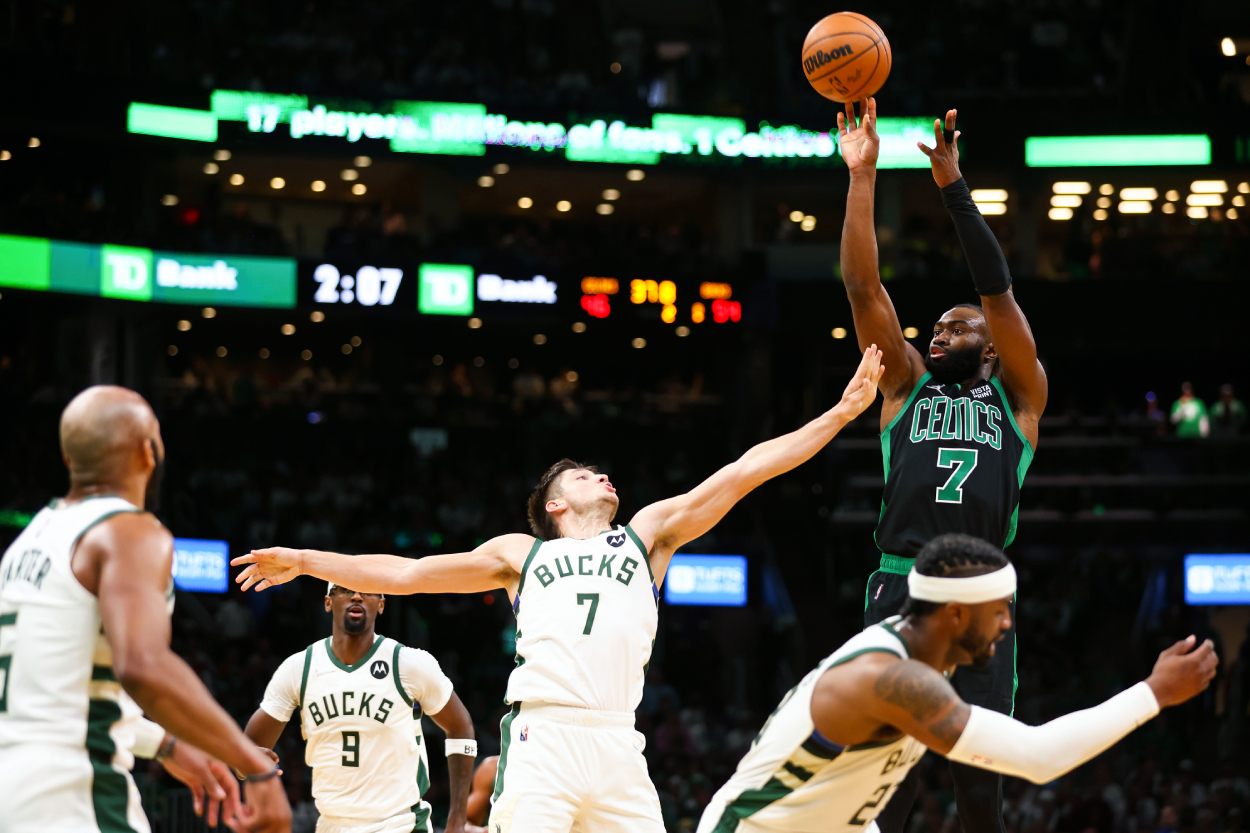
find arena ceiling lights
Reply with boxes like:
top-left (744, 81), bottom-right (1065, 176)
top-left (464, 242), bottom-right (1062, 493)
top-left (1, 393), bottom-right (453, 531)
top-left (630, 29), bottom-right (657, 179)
top-left (126, 90), bottom-right (933, 169)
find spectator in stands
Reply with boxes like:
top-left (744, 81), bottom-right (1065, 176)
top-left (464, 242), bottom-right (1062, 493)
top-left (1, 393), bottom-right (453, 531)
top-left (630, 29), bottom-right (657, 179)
top-left (1211, 384), bottom-right (1246, 438)
top-left (1171, 383), bottom-right (1210, 438)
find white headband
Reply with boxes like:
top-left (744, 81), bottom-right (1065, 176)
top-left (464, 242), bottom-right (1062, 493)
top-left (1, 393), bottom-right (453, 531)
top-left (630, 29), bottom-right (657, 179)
top-left (907, 564), bottom-right (1017, 604)
top-left (327, 582), bottom-right (384, 599)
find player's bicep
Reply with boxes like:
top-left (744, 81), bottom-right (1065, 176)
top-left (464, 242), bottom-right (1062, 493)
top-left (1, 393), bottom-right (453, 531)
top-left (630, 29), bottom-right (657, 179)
top-left (92, 517), bottom-right (176, 676)
top-left (983, 291), bottom-right (1047, 413)
top-left (244, 708), bottom-right (288, 751)
top-left (866, 659), bottom-right (970, 755)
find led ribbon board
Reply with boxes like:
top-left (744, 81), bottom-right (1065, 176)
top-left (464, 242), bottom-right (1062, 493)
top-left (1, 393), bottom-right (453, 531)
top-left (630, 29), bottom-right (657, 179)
top-left (124, 90), bottom-right (931, 169)
top-left (1184, 554), bottom-right (1250, 605)
top-left (1026, 135), bottom-right (1211, 167)
top-left (664, 554), bottom-right (747, 607)
top-left (172, 538), bottom-right (230, 593)
top-left (0, 235), bottom-right (297, 308)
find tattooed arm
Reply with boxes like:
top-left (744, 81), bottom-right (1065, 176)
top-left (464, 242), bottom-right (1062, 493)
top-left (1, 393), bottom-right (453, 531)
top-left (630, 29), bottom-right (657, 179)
top-left (813, 641), bottom-right (1215, 783)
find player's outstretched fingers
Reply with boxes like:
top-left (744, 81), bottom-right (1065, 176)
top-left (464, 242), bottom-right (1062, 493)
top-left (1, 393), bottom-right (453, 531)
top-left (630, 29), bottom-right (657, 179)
top-left (843, 100), bottom-right (857, 130)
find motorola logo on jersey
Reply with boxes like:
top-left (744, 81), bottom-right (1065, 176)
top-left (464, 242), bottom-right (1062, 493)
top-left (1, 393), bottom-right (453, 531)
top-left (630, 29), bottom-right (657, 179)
top-left (607, 532), bottom-right (626, 548)
top-left (370, 660), bottom-right (389, 679)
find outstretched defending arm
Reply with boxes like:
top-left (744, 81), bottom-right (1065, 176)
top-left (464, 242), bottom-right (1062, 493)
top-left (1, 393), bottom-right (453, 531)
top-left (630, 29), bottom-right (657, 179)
top-left (822, 636), bottom-right (1216, 784)
top-left (838, 98), bottom-right (927, 404)
top-left (919, 110), bottom-right (1048, 427)
top-left (629, 347), bottom-right (884, 585)
top-left (232, 533), bottom-right (532, 599)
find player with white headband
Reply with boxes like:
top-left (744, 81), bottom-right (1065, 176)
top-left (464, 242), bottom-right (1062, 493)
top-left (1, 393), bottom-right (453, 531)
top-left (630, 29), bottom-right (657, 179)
top-left (698, 533), bottom-right (1218, 833)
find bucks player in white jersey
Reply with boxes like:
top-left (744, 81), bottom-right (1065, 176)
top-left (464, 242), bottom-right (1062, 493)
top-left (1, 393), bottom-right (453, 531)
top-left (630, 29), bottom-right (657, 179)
top-left (699, 534), bottom-right (1218, 833)
top-left (243, 583), bottom-right (480, 833)
top-left (0, 385), bottom-right (290, 833)
top-left (233, 347), bottom-right (888, 833)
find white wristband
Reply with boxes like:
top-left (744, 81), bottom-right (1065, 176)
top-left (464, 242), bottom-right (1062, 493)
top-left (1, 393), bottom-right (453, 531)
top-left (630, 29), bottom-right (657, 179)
top-left (132, 718), bottom-right (167, 759)
top-left (445, 739), bottom-right (478, 758)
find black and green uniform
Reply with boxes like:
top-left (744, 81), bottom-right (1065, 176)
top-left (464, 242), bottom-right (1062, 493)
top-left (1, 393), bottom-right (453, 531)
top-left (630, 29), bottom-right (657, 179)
top-left (864, 371), bottom-right (1033, 715)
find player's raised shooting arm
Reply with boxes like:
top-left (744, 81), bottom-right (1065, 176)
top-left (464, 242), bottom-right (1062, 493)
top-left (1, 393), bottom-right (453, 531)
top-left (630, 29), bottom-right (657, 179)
top-left (428, 692), bottom-right (477, 833)
top-left (85, 514), bottom-right (280, 782)
top-left (919, 110), bottom-right (1047, 419)
top-left (838, 98), bottom-right (926, 400)
top-left (632, 348), bottom-right (884, 581)
top-left (233, 534), bottom-right (530, 597)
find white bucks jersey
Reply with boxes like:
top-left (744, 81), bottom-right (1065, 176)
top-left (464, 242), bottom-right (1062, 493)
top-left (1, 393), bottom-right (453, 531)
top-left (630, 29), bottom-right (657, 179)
top-left (0, 497), bottom-right (170, 833)
top-left (296, 637), bottom-right (430, 821)
top-left (699, 620), bottom-right (925, 833)
top-left (506, 527), bottom-right (658, 712)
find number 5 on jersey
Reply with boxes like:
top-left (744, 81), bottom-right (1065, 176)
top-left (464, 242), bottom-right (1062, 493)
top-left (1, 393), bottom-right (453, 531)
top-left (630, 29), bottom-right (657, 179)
top-left (935, 448), bottom-right (978, 504)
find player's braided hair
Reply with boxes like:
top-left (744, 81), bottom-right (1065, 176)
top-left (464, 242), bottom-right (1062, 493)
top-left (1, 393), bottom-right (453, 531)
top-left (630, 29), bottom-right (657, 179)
top-left (527, 458), bottom-right (598, 541)
top-left (898, 533), bottom-right (1010, 618)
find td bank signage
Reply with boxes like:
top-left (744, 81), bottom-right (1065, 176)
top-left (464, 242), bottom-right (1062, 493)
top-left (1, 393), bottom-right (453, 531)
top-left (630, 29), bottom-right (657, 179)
top-left (101, 249), bottom-right (296, 307)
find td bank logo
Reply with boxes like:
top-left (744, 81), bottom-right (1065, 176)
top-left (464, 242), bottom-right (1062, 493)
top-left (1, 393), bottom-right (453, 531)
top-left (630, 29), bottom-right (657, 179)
top-left (418, 263), bottom-right (473, 316)
top-left (101, 246), bottom-right (154, 301)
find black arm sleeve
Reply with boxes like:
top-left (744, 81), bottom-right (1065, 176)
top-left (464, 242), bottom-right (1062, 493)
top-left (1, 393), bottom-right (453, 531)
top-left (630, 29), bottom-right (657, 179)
top-left (940, 177), bottom-right (1012, 296)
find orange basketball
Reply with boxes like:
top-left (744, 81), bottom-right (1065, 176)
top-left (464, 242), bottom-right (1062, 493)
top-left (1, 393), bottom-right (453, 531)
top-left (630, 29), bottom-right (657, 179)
top-left (801, 12), bottom-right (892, 103)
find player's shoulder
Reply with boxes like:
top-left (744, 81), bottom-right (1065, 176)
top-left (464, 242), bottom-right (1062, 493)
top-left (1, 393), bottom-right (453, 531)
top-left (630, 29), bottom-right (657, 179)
top-left (395, 643), bottom-right (445, 673)
top-left (81, 510), bottom-right (172, 555)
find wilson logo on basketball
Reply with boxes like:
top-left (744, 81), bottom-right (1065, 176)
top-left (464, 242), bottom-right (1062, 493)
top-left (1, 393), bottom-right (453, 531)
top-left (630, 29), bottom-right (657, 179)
top-left (803, 44), bottom-right (854, 74)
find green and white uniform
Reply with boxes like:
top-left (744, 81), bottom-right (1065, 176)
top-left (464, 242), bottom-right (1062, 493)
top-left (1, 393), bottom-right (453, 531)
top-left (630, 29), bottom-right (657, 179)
top-left (698, 619), bottom-right (925, 833)
top-left (490, 527), bottom-right (664, 833)
top-left (0, 496), bottom-right (169, 833)
top-left (260, 635), bottom-right (453, 833)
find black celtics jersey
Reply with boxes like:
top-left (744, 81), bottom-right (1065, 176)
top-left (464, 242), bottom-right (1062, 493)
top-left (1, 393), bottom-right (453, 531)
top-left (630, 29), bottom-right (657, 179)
top-left (875, 372), bottom-right (1034, 558)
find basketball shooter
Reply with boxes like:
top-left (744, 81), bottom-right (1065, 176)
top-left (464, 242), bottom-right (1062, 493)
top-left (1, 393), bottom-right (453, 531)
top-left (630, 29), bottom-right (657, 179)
top-left (699, 534), bottom-right (1217, 833)
top-left (837, 99), bottom-right (1048, 833)
top-left (0, 386), bottom-right (290, 833)
top-left (243, 583), bottom-right (481, 833)
top-left (233, 346), bottom-right (886, 833)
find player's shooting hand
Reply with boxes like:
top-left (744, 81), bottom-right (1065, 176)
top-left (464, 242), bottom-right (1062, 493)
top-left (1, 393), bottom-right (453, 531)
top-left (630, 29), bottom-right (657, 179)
top-left (917, 109), bottom-right (962, 188)
top-left (239, 776), bottom-right (293, 833)
top-left (833, 345), bottom-right (885, 420)
top-left (837, 98), bottom-right (879, 173)
top-left (160, 740), bottom-right (244, 830)
top-left (231, 548), bottom-right (304, 592)
top-left (1145, 635), bottom-right (1219, 708)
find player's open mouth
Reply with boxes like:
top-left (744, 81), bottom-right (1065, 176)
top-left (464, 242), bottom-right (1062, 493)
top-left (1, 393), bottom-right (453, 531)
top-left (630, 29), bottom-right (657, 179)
top-left (347, 607), bottom-right (365, 617)
top-left (929, 347), bottom-right (946, 359)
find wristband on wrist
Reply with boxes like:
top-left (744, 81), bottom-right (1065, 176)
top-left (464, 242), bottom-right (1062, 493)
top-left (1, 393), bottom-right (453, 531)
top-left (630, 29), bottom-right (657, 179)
top-left (155, 735), bottom-right (176, 763)
top-left (243, 764), bottom-right (282, 784)
top-left (445, 739), bottom-right (478, 758)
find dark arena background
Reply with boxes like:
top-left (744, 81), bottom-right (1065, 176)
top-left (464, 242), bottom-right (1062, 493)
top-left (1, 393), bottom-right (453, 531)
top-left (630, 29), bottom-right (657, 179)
top-left (2, 1), bottom-right (1250, 831)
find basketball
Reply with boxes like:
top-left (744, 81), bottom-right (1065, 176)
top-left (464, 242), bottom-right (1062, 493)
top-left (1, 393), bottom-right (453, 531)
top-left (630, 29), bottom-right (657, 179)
top-left (801, 12), bottom-right (892, 102)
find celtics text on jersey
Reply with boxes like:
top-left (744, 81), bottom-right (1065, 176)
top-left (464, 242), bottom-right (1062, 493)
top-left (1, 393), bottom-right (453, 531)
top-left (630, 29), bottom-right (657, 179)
top-left (875, 373), bottom-right (1034, 558)
top-left (698, 620), bottom-right (925, 833)
top-left (506, 526), bottom-right (658, 713)
top-left (260, 635), bottom-right (453, 825)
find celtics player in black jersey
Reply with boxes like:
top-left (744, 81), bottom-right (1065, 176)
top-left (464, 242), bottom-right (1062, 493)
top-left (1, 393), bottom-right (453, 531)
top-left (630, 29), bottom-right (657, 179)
top-left (836, 99), bottom-right (1049, 833)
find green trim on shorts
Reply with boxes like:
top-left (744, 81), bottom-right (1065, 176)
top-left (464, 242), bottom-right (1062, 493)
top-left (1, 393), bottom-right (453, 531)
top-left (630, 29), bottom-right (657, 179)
top-left (87, 697), bottom-right (138, 833)
top-left (491, 703), bottom-right (521, 804)
top-left (410, 802), bottom-right (431, 833)
top-left (710, 777), bottom-right (793, 833)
